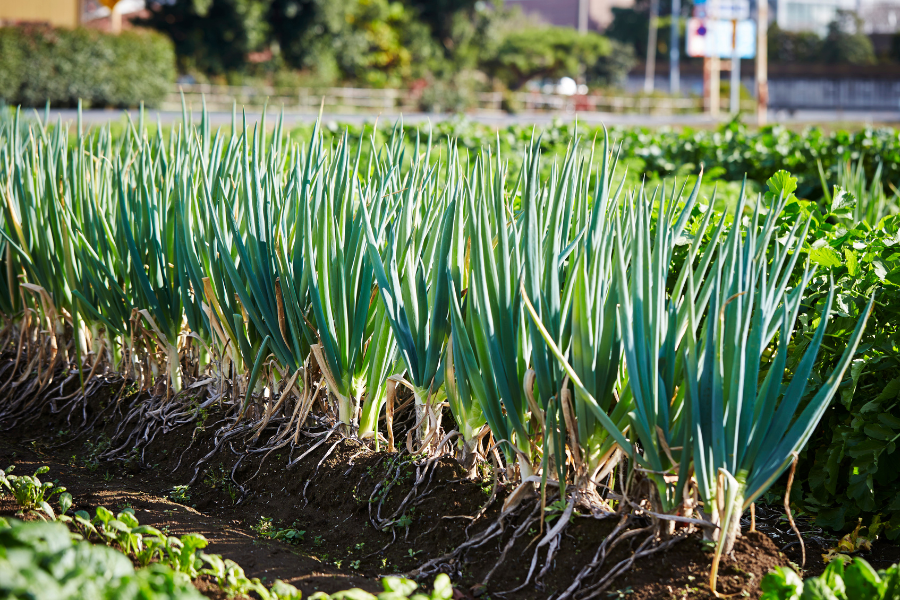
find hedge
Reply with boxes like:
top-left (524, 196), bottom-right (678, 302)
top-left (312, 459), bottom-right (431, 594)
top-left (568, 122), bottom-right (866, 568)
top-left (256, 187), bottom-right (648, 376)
top-left (0, 26), bottom-right (175, 109)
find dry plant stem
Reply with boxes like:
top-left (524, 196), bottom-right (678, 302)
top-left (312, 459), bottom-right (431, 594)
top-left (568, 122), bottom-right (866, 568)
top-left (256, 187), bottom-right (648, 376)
top-left (750, 502), bottom-right (756, 533)
top-left (578, 531), bottom-right (688, 600)
top-left (289, 368), bottom-right (322, 445)
top-left (252, 368), bottom-right (300, 441)
top-left (784, 452), bottom-right (805, 567)
top-left (301, 437), bottom-right (345, 506)
top-left (554, 514), bottom-right (634, 600)
top-left (406, 501), bottom-right (530, 579)
top-left (482, 502), bottom-right (544, 587)
top-left (509, 494), bottom-right (576, 592)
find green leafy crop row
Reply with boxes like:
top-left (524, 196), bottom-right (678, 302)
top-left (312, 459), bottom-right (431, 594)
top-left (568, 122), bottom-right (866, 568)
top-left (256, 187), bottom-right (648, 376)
top-left (762, 557), bottom-right (900, 600)
top-left (0, 518), bottom-right (205, 600)
top-left (316, 117), bottom-right (900, 538)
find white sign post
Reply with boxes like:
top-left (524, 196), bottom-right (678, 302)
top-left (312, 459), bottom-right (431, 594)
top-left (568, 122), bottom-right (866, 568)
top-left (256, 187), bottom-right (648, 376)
top-left (687, 18), bottom-right (756, 59)
top-left (691, 0), bottom-right (754, 116)
top-left (730, 20), bottom-right (740, 114)
top-left (691, 0), bottom-right (749, 20)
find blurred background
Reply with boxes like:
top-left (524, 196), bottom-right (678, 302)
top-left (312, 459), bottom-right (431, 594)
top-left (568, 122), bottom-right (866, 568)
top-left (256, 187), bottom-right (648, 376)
top-left (0, 0), bottom-right (898, 122)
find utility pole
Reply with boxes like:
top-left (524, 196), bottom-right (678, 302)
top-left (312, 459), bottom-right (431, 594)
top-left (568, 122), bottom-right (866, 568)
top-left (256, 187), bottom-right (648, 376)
top-left (645, 0), bottom-right (660, 93)
top-left (756, 0), bottom-right (768, 125)
top-left (578, 0), bottom-right (589, 33)
top-left (671, 0), bottom-right (681, 94)
top-left (111, 5), bottom-right (122, 34)
top-left (730, 19), bottom-right (740, 113)
top-left (708, 0), bottom-right (720, 116)
top-left (100, 0), bottom-right (123, 33)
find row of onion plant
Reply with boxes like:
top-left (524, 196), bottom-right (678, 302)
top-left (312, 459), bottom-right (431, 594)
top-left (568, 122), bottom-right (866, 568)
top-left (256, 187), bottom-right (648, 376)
top-left (0, 104), bottom-right (874, 592)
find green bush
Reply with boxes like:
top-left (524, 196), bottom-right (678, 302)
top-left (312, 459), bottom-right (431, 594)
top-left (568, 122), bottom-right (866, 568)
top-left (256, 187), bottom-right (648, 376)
top-left (482, 26), bottom-right (613, 90)
top-left (586, 39), bottom-right (636, 87)
top-left (823, 10), bottom-right (876, 64)
top-left (768, 11), bottom-right (876, 65)
top-left (768, 24), bottom-right (824, 63)
top-left (0, 25), bottom-right (175, 109)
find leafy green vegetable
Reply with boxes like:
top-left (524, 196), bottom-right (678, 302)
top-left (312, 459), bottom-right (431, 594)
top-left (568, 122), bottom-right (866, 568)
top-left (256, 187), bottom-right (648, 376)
top-left (0, 518), bottom-right (204, 600)
top-left (761, 558), bottom-right (900, 600)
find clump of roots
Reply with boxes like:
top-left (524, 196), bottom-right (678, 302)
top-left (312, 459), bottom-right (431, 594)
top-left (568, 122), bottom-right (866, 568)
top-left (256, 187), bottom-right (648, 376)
top-left (0, 319), bottom-right (711, 600)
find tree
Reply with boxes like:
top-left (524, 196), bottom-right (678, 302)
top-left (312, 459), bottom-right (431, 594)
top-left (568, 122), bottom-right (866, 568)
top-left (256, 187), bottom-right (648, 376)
top-left (767, 24), bottom-right (823, 63)
top-left (605, 6), bottom-right (649, 59)
top-left (142, 0), bottom-right (445, 85)
top-left (267, 0), bottom-right (340, 75)
top-left (586, 40), bottom-right (636, 87)
top-left (484, 26), bottom-right (612, 90)
top-left (890, 32), bottom-right (900, 62)
top-left (404, 0), bottom-right (480, 48)
top-left (137, 0), bottom-right (272, 75)
top-left (136, 0), bottom-right (630, 90)
top-left (823, 10), bottom-right (876, 64)
top-left (328, 0), bottom-right (440, 86)
top-left (605, 0), bottom-right (694, 60)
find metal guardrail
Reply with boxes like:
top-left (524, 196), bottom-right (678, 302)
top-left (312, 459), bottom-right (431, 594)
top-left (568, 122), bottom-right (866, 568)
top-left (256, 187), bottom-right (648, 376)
top-left (165, 84), bottom-right (755, 115)
top-left (767, 79), bottom-right (900, 111)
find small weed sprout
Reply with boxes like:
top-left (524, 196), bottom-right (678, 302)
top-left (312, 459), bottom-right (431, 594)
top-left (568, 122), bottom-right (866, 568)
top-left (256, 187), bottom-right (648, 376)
top-left (0, 465), bottom-right (67, 520)
top-left (169, 485), bottom-right (191, 503)
top-left (253, 517), bottom-right (306, 545)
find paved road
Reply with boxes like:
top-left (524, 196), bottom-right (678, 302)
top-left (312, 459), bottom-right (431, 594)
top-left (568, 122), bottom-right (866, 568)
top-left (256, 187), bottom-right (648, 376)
top-left (33, 108), bottom-right (900, 129)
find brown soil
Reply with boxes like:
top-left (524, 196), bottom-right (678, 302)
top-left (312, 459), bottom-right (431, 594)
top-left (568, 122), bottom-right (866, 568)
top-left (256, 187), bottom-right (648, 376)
top-left (0, 438), bottom-right (377, 597)
top-left (747, 502), bottom-right (900, 578)
top-left (0, 372), bottom-right (895, 600)
top-left (613, 532), bottom-right (785, 599)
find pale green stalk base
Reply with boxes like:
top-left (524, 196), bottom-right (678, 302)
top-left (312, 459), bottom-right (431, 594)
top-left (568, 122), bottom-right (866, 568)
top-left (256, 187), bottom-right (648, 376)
top-left (54, 320), bottom-right (69, 364)
top-left (517, 453), bottom-right (535, 482)
top-left (334, 377), bottom-right (365, 430)
top-left (413, 388), bottom-right (428, 442)
top-left (335, 390), bottom-right (353, 428)
top-left (458, 435), bottom-right (481, 475)
top-left (411, 386), bottom-right (447, 448)
top-left (358, 388), bottom-right (386, 440)
top-left (166, 345), bottom-right (183, 394)
top-left (709, 470), bottom-right (745, 595)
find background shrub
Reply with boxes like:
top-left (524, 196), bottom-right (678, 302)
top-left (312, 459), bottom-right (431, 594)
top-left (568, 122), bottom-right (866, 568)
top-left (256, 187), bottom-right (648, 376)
top-left (0, 26), bottom-right (175, 109)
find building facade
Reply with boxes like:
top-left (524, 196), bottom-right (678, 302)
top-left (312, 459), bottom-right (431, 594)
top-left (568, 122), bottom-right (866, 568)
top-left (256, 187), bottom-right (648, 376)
top-left (0, 0), bottom-right (82, 27)
top-left (0, 0), bottom-right (145, 31)
top-left (857, 0), bottom-right (900, 32)
top-left (777, 0), bottom-right (900, 34)
top-left (505, 0), bottom-right (635, 32)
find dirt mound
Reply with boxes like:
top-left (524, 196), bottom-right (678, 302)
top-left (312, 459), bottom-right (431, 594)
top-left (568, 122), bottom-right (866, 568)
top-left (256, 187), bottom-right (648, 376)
top-left (0, 375), bottom-right (818, 599)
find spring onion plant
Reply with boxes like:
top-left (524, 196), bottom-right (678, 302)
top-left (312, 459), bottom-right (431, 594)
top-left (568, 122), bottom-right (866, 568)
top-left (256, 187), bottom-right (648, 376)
top-left (360, 130), bottom-right (457, 446)
top-left (818, 156), bottom-right (899, 225)
top-left (679, 180), bottom-right (874, 591)
top-left (446, 150), bottom-right (534, 475)
top-left (0, 105), bottom-right (880, 598)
